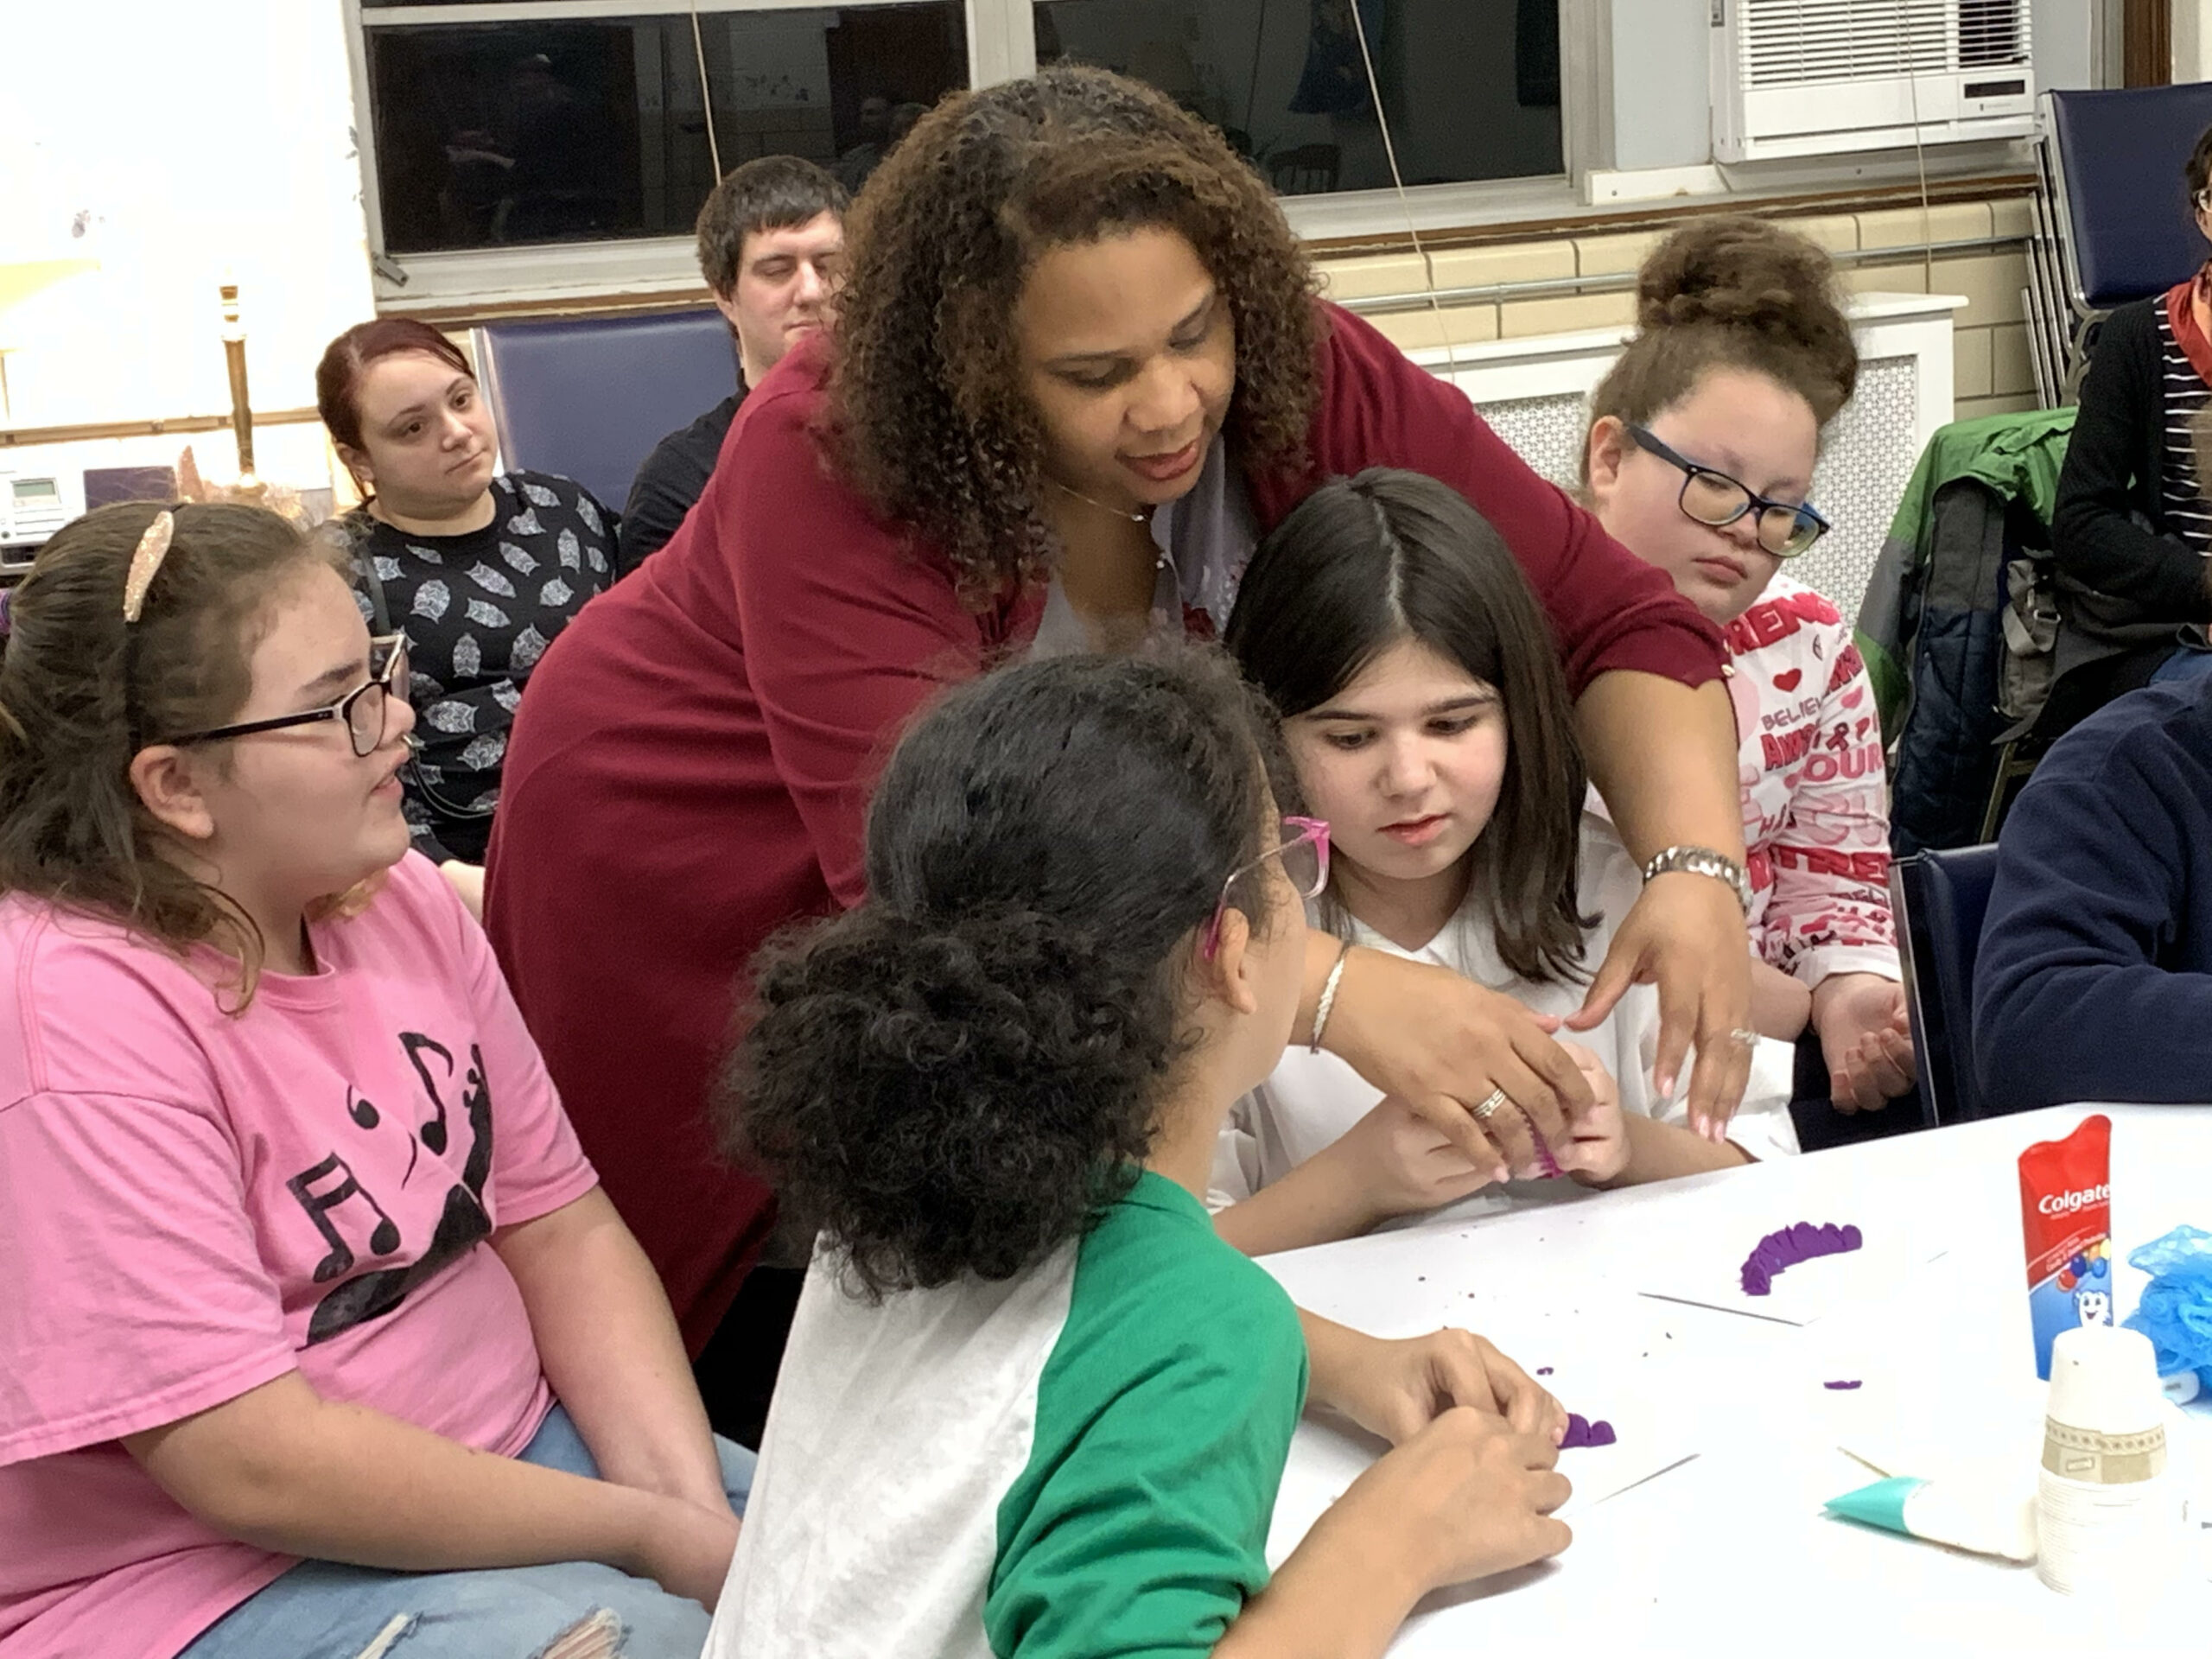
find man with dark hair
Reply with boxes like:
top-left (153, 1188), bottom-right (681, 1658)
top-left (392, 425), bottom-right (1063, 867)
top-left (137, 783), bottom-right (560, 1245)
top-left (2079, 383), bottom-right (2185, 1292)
top-left (621, 156), bottom-right (848, 564)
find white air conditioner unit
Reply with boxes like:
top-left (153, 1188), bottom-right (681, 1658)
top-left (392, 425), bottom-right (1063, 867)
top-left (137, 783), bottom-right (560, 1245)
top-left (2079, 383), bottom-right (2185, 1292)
top-left (1712, 0), bottom-right (2037, 163)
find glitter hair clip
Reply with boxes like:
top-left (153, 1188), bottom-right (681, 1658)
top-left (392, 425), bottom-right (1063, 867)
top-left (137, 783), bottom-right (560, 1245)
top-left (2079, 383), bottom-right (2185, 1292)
top-left (121, 510), bottom-right (175, 624)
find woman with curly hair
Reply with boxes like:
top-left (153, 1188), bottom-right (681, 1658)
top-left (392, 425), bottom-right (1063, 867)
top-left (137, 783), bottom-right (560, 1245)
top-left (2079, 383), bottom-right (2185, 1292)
top-left (485, 64), bottom-right (1757, 1438)
top-left (707, 650), bottom-right (1573, 1656)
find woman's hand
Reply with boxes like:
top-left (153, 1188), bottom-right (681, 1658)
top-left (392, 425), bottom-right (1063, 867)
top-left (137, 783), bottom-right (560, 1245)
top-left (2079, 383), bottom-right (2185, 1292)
top-left (1302, 1313), bottom-right (1567, 1446)
top-left (1810, 973), bottom-right (1916, 1113)
top-left (1316, 941), bottom-right (1594, 1173)
top-left (1569, 872), bottom-right (1752, 1141)
top-left (1551, 1044), bottom-right (1631, 1185)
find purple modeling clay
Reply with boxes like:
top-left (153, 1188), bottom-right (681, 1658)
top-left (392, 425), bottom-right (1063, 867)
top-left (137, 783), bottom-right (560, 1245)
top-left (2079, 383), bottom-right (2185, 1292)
top-left (1739, 1218), bottom-right (1863, 1295)
top-left (1823, 1380), bottom-right (1863, 1390)
top-left (1559, 1412), bottom-right (1617, 1449)
top-left (1535, 1367), bottom-right (1553, 1376)
top-left (1512, 1104), bottom-right (1565, 1179)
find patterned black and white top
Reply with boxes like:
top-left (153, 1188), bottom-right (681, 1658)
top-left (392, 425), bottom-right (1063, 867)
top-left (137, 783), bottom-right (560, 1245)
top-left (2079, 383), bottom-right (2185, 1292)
top-left (341, 471), bottom-right (616, 864)
top-left (2155, 308), bottom-right (2212, 555)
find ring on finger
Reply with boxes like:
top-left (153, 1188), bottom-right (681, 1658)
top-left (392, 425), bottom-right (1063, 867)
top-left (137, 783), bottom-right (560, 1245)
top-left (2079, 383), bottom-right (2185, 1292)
top-left (1471, 1086), bottom-right (1510, 1122)
top-left (1726, 1027), bottom-right (1759, 1048)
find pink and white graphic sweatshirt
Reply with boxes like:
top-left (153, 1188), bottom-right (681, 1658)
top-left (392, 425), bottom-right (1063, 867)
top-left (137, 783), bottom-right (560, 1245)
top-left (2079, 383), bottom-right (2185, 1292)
top-left (1721, 577), bottom-right (1902, 990)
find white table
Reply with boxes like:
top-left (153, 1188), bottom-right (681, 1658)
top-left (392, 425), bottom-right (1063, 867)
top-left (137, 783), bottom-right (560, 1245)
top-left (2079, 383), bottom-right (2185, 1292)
top-left (1260, 1105), bottom-right (2212, 1656)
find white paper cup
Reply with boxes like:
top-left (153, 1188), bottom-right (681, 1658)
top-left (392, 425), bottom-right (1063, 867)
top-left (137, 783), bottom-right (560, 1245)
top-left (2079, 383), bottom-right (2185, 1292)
top-left (2037, 1326), bottom-right (2181, 1595)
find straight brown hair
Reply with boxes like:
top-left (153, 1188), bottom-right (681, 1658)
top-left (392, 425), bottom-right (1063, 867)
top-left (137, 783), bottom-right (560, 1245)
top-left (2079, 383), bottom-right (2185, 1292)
top-left (0, 501), bottom-right (357, 1007)
top-left (1224, 468), bottom-right (1592, 984)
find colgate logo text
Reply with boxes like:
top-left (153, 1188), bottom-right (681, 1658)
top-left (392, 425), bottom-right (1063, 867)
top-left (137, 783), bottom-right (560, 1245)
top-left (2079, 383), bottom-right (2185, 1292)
top-left (2037, 1185), bottom-right (2110, 1216)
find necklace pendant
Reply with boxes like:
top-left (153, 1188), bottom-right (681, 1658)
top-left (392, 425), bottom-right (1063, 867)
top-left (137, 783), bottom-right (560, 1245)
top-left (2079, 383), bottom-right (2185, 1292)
top-left (1051, 477), bottom-right (1151, 524)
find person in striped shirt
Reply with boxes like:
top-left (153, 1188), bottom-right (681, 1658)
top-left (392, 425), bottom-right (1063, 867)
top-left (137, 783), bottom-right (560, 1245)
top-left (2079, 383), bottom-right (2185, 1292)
top-left (2050, 119), bottom-right (2212, 701)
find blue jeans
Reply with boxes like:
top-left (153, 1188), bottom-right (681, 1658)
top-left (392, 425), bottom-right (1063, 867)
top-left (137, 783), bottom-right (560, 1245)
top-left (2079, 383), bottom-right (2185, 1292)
top-left (177, 1408), bottom-right (753, 1659)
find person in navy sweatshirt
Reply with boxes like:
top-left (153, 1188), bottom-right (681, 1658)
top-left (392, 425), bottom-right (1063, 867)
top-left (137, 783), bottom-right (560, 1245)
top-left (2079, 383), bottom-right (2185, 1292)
top-left (1974, 674), bottom-right (2212, 1109)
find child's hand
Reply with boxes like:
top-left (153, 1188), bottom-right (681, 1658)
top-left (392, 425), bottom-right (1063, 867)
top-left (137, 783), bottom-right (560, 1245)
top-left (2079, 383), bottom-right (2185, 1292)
top-left (1321, 1096), bottom-right (1501, 1224)
top-left (1305, 1317), bottom-right (1567, 1446)
top-left (1337, 1408), bottom-right (1573, 1592)
top-left (1550, 1042), bottom-right (1630, 1185)
top-left (1811, 973), bottom-right (1916, 1113)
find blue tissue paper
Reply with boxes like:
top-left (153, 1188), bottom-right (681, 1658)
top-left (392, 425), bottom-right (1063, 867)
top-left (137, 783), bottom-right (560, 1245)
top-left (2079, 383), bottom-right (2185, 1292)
top-left (2123, 1224), bottom-right (2212, 1390)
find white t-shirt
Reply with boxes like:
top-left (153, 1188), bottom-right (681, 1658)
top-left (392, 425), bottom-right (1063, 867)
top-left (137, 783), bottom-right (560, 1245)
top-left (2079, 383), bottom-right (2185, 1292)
top-left (1210, 806), bottom-right (1799, 1224)
top-left (704, 1173), bottom-right (1307, 1659)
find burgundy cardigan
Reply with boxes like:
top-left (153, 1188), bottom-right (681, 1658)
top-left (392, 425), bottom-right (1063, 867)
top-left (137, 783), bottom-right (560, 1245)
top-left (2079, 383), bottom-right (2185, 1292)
top-left (486, 301), bottom-right (1726, 1351)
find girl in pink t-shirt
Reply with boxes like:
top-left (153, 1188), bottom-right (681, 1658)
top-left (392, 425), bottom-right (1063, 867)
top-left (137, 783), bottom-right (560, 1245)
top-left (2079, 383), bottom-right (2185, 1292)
top-left (0, 503), bottom-right (746, 1659)
top-left (1580, 217), bottom-right (1917, 1121)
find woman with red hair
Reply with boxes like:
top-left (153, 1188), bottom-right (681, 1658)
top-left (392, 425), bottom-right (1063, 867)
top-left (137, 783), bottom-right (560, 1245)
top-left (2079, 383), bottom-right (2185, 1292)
top-left (317, 320), bottom-right (620, 910)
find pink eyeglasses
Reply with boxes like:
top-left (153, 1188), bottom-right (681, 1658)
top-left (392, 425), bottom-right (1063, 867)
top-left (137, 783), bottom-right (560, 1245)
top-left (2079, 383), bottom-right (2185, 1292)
top-left (1201, 815), bottom-right (1331, 959)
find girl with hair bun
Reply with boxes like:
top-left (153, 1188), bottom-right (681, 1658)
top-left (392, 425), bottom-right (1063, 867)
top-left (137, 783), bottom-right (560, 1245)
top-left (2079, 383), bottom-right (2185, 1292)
top-left (0, 503), bottom-right (747, 1659)
top-left (709, 650), bottom-right (1573, 1658)
top-left (1582, 215), bottom-right (1916, 1121)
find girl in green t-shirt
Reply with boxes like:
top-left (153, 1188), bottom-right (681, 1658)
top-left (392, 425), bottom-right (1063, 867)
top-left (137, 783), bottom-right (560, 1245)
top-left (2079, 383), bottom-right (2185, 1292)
top-left (707, 650), bottom-right (1573, 1659)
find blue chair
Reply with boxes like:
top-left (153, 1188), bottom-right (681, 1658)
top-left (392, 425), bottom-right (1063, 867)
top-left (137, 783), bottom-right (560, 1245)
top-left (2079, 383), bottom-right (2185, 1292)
top-left (2029, 83), bottom-right (2212, 402)
top-left (473, 309), bottom-right (740, 517)
top-left (1890, 842), bottom-right (2000, 1123)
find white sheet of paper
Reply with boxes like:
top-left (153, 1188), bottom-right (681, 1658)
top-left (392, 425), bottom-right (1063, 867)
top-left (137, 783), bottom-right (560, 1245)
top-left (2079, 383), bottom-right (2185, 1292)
top-left (1631, 1212), bottom-right (1946, 1326)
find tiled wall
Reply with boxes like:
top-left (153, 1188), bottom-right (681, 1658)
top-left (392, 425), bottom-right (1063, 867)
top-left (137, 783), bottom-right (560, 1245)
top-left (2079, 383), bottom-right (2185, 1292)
top-left (1311, 193), bottom-right (2039, 424)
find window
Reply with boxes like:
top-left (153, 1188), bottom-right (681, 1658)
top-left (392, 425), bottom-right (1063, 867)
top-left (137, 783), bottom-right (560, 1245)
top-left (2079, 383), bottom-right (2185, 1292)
top-left (354, 2), bottom-right (969, 261)
top-left (1034, 0), bottom-right (1563, 196)
top-left (353, 0), bottom-right (1585, 302)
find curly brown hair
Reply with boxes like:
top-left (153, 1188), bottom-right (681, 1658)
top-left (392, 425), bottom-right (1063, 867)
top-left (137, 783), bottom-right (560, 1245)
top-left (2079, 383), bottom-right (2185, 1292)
top-left (723, 649), bottom-right (1288, 1294)
top-left (829, 65), bottom-right (1321, 603)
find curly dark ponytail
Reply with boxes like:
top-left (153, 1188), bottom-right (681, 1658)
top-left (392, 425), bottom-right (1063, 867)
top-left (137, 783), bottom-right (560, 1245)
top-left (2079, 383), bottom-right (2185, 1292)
top-left (723, 650), bottom-right (1290, 1294)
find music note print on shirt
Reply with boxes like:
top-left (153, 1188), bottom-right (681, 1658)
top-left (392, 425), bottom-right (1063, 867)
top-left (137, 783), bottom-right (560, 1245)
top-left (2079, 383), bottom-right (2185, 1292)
top-left (285, 1032), bottom-right (500, 1346)
top-left (285, 1153), bottom-right (402, 1282)
top-left (401, 1031), bottom-right (456, 1155)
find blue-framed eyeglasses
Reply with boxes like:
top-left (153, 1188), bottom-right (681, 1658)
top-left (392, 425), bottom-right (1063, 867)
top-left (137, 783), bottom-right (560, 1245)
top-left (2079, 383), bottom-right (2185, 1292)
top-left (1625, 424), bottom-right (1830, 559)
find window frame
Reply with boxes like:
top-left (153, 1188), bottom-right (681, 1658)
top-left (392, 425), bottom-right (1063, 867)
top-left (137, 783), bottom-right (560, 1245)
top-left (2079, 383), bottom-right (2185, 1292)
top-left (350, 0), bottom-right (1601, 308)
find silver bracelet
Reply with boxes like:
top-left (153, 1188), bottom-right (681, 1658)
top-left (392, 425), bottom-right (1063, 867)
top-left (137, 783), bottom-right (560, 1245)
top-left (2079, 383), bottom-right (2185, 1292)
top-left (1309, 940), bottom-right (1353, 1054)
top-left (1641, 843), bottom-right (1752, 915)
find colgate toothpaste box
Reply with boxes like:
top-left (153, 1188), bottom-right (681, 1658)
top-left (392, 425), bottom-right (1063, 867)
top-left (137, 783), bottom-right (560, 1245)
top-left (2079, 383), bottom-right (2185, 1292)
top-left (2018, 1114), bottom-right (2114, 1379)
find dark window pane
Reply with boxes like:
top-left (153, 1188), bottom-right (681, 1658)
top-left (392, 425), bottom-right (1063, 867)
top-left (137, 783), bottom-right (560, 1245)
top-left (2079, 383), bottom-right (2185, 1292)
top-left (1035, 0), bottom-right (1561, 195)
top-left (364, 6), bottom-right (966, 255)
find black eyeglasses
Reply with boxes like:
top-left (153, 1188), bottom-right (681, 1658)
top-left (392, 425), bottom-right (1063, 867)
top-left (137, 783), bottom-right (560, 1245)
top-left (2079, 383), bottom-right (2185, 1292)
top-left (1624, 425), bottom-right (1830, 559)
top-left (164, 635), bottom-right (409, 759)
